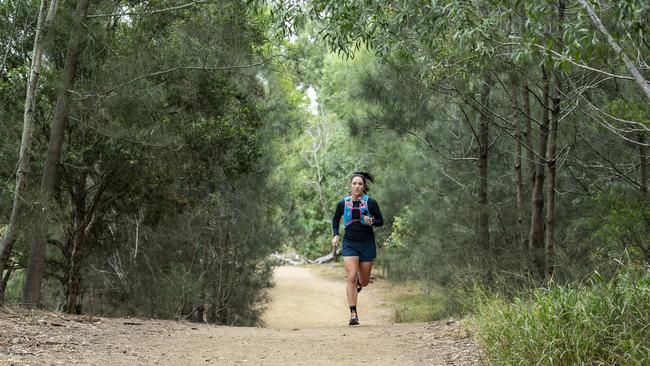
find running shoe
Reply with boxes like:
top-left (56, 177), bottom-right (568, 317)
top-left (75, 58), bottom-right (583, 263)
top-left (349, 315), bottom-right (359, 326)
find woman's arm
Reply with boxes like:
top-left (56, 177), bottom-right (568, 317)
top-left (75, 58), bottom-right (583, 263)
top-left (332, 200), bottom-right (344, 236)
top-left (369, 199), bottom-right (384, 227)
top-left (331, 200), bottom-right (344, 248)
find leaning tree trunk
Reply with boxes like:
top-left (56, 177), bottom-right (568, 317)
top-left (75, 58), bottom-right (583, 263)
top-left (528, 67), bottom-right (551, 280)
top-left (0, 0), bottom-right (58, 303)
top-left (23, 0), bottom-right (90, 306)
top-left (477, 74), bottom-right (492, 250)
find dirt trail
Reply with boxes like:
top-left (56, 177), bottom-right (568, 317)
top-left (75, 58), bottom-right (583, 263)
top-left (262, 265), bottom-right (392, 328)
top-left (0, 265), bottom-right (482, 365)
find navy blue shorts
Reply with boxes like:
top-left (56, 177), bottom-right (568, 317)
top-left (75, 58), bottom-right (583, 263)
top-left (342, 239), bottom-right (376, 262)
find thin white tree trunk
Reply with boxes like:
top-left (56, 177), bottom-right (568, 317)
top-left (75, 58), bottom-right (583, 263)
top-left (0, 0), bottom-right (58, 302)
top-left (306, 118), bottom-right (329, 218)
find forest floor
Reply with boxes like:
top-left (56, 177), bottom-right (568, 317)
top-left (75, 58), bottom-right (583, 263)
top-left (0, 264), bottom-right (484, 365)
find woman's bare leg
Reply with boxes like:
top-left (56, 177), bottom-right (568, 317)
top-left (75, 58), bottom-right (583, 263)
top-left (358, 261), bottom-right (374, 288)
top-left (343, 256), bottom-right (360, 309)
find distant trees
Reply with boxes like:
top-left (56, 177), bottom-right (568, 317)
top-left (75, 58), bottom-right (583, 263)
top-left (270, 0), bottom-right (650, 289)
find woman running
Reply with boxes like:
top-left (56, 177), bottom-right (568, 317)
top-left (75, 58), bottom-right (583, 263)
top-left (331, 171), bottom-right (384, 325)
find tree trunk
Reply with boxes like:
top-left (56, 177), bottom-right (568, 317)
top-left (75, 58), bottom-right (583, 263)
top-left (23, 0), bottom-right (90, 306)
top-left (477, 74), bottom-right (492, 250)
top-left (64, 172), bottom-right (87, 314)
top-left (528, 67), bottom-right (551, 280)
top-left (545, 77), bottom-right (560, 279)
top-left (2, 266), bottom-right (13, 294)
top-left (639, 132), bottom-right (648, 200)
top-left (521, 81), bottom-right (534, 253)
top-left (64, 229), bottom-right (86, 314)
top-left (544, 0), bottom-right (565, 280)
top-left (0, 0), bottom-right (58, 303)
top-left (523, 83), bottom-right (535, 183)
top-left (306, 119), bottom-right (329, 218)
top-left (513, 79), bottom-right (526, 249)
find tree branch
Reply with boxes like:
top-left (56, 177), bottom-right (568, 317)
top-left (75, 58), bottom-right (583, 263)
top-left (406, 129), bottom-right (476, 161)
top-left (88, 0), bottom-right (209, 19)
top-left (85, 55), bottom-right (286, 97)
top-left (70, 116), bottom-right (185, 150)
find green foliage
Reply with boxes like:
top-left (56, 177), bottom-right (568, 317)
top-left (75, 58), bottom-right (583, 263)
top-left (2, 269), bottom-right (25, 303)
top-left (286, 0), bottom-right (650, 290)
top-left (0, 0), bottom-right (39, 221)
top-left (273, 43), bottom-right (381, 259)
top-left (57, 0), bottom-right (293, 322)
top-left (276, 114), bottom-right (361, 258)
top-left (392, 285), bottom-right (448, 323)
top-left (475, 267), bottom-right (650, 365)
top-left (83, 179), bottom-right (279, 325)
top-left (2, 0), bottom-right (649, 350)
top-left (609, 0), bottom-right (650, 52)
top-left (0, 0), bottom-right (305, 323)
top-left (603, 98), bottom-right (650, 128)
top-left (564, 189), bottom-right (650, 279)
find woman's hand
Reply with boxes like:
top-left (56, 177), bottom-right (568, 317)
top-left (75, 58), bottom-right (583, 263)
top-left (363, 215), bottom-right (374, 225)
top-left (331, 235), bottom-right (340, 249)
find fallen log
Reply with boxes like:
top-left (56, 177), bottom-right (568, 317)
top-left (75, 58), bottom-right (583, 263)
top-left (309, 248), bottom-right (341, 264)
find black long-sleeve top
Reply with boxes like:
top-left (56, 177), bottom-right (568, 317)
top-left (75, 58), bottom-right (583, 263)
top-left (332, 197), bottom-right (383, 242)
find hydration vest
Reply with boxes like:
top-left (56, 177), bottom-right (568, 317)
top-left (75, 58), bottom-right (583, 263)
top-left (343, 194), bottom-right (370, 226)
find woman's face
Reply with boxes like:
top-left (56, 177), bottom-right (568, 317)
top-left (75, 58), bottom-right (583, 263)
top-left (350, 176), bottom-right (365, 196)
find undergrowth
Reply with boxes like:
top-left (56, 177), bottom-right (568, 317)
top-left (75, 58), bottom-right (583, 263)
top-left (474, 267), bottom-right (650, 365)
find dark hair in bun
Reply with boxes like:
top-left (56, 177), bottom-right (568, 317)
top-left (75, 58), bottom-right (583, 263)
top-left (351, 171), bottom-right (375, 194)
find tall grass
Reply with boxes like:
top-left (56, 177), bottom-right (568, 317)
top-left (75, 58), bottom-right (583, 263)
top-left (474, 267), bottom-right (650, 365)
top-left (393, 290), bottom-right (447, 322)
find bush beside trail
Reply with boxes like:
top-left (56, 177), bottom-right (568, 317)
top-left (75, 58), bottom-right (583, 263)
top-left (474, 267), bottom-right (650, 365)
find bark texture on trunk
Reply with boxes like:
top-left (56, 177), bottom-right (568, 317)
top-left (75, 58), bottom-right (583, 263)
top-left (639, 132), bottom-right (647, 200)
top-left (63, 173), bottom-right (87, 313)
top-left (528, 68), bottom-right (551, 279)
top-left (523, 83), bottom-right (535, 184)
top-left (23, 0), bottom-right (90, 306)
top-left (544, 0), bottom-right (565, 280)
top-left (0, 0), bottom-right (58, 303)
top-left (545, 79), bottom-right (560, 279)
top-left (477, 74), bottom-right (492, 250)
top-left (522, 82), bottom-right (534, 252)
top-left (513, 79), bottom-right (526, 249)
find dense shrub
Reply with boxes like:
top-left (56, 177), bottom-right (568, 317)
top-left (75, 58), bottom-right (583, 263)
top-left (475, 267), bottom-right (650, 365)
